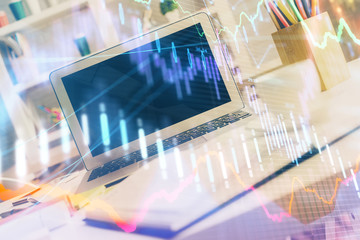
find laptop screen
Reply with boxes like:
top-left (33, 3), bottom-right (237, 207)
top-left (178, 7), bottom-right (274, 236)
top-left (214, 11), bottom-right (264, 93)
top-left (62, 24), bottom-right (232, 157)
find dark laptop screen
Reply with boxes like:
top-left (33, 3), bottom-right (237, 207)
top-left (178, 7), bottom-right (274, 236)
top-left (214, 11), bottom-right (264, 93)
top-left (62, 24), bottom-right (232, 157)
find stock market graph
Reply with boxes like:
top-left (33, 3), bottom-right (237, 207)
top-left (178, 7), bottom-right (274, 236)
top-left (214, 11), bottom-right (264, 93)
top-left (0, 0), bottom-right (360, 239)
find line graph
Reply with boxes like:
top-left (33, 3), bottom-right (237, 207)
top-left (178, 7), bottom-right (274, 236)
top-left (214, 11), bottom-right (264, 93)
top-left (132, 0), bottom-right (360, 49)
top-left (1, 1), bottom-right (360, 235)
top-left (2, 0), bottom-right (359, 163)
top-left (6, 133), bottom-right (359, 234)
top-left (303, 18), bottom-right (360, 49)
top-left (73, 152), bottom-right (360, 232)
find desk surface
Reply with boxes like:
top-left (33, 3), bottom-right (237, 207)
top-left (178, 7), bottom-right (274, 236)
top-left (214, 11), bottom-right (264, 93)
top-left (1, 58), bottom-right (360, 240)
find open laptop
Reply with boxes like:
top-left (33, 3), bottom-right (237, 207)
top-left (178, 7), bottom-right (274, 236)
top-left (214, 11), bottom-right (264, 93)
top-left (50, 12), bottom-right (251, 193)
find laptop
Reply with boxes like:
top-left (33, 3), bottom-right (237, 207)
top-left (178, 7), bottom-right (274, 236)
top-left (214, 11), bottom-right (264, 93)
top-left (49, 12), bottom-right (251, 193)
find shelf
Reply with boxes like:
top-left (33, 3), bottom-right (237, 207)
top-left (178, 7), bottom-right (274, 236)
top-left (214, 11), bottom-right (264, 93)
top-left (14, 71), bottom-right (51, 93)
top-left (0, 0), bottom-right (89, 37)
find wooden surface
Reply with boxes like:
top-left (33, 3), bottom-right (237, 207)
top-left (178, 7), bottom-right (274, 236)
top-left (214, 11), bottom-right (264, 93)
top-left (272, 12), bottom-right (350, 91)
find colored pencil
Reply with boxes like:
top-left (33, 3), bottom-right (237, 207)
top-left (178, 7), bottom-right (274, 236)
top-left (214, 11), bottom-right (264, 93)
top-left (268, 0), bottom-right (290, 27)
top-left (264, 0), bottom-right (282, 29)
top-left (276, 0), bottom-right (298, 24)
top-left (316, 0), bottom-right (320, 14)
top-left (269, 9), bottom-right (282, 29)
top-left (307, 0), bottom-right (311, 12)
top-left (301, 0), bottom-right (311, 18)
top-left (311, 0), bottom-right (317, 16)
top-left (271, 11), bottom-right (285, 29)
top-left (286, 0), bottom-right (303, 21)
top-left (276, 4), bottom-right (293, 26)
top-left (295, 0), bottom-right (308, 20)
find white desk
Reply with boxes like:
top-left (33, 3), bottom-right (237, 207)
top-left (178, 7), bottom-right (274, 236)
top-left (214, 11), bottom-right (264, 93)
top-left (0, 58), bottom-right (359, 240)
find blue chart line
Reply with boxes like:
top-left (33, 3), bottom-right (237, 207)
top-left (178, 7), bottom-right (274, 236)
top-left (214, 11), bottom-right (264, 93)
top-left (172, 42), bottom-right (178, 63)
top-left (156, 32), bottom-right (161, 53)
top-left (187, 48), bottom-right (193, 69)
top-left (201, 50), bottom-right (206, 70)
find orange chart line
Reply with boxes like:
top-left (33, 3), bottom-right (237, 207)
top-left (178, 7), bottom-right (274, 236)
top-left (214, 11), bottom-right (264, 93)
top-left (288, 156), bottom-right (360, 216)
top-left (79, 153), bottom-right (360, 231)
top-left (16, 152), bottom-right (359, 232)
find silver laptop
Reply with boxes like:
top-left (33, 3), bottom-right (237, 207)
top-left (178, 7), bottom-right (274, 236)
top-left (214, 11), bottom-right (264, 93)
top-left (50, 13), bottom-right (251, 193)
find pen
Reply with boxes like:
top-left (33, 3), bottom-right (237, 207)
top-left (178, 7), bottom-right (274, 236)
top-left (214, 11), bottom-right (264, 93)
top-left (12, 197), bottom-right (39, 207)
top-left (0, 197), bottom-right (40, 219)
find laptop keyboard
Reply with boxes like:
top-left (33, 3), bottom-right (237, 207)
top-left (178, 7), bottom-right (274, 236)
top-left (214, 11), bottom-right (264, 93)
top-left (87, 110), bottom-right (251, 182)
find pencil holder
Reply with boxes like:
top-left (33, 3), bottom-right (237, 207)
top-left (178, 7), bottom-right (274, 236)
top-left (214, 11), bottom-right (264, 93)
top-left (272, 12), bottom-right (350, 91)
